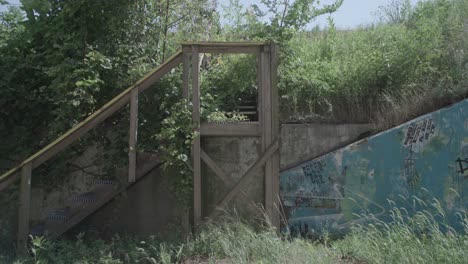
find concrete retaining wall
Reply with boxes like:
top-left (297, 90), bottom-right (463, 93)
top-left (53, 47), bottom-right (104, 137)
top-left (280, 99), bottom-right (468, 236)
top-left (20, 122), bottom-right (373, 238)
top-left (201, 123), bottom-right (372, 221)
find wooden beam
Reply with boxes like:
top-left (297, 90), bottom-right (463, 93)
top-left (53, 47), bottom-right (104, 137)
top-left (201, 149), bottom-right (231, 185)
top-left (191, 45), bottom-right (202, 226)
top-left (182, 45), bottom-right (260, 54)
top-left (17, 162), bottom-right (32, 254)
top-left (181, 41), bottom-right (268, 46)
top-left (0, 50), bottom-right (183, 190)
top-left (208, 140), bottom-right (279, 219)
top-left (269, 43), bottom-right (280, 229)
top-left (200, 122), bottom-right (261, 137)
top-left (182, 53), bottom-right (190, 100)
top-left (0, 172), bottom-right (19, 192)
top-left (128, 88), bottom-right (139, 182)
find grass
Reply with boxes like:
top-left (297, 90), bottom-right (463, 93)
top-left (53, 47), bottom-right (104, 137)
top-left (275, 0), bottom-right (468, 126)
top-left (3, 201), bottom-right (467, 264)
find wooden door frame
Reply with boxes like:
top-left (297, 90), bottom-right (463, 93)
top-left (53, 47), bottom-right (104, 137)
top-left (182, 42), bottom-right (280, 229)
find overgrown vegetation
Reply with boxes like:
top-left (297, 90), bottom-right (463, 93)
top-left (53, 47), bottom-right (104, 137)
top-left (0, 0), bottom-right (467, 261)
top-left (0, 0), bottom-right (464, 196)
top-left (280, 0), bottom-right (468, 126)
top-left (4, 199), bottom-right (467, 264)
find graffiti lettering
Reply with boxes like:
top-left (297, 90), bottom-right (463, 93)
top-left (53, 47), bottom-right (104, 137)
top-left (301, 161), bottom-right (333, 196)
top-left (402, 148), bottom-right (420, 187)
top-left (404, 118), bottom-right (435, 146)
top-left (302, 161), bottom-right (330, 185)
top-left (455, 157), bottom-right (468, 175)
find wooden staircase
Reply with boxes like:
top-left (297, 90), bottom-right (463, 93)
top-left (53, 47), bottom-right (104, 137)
top-left (0, 41), bottom-right (280, 254)
top-left (29, 152), bottom-right (160, 238)
top-left (0, 49), bottom-right (184, 253)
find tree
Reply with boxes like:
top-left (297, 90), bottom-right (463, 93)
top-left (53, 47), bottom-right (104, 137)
top-left (251, 0), bottom-right (344, 42)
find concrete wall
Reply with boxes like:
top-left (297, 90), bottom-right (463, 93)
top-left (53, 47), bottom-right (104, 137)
top-left (280, 99), bottom-right (468, 236)
top-left (201, 137), bottom-right (264, 220)
top-left (280, 124), bottom-right (373, 170)
top-left (85, 167), bottom-right (188, 239)
top-left (9, 122), bottom-right (373, 239)
top-left (201, 123), bottom-right (372, 221)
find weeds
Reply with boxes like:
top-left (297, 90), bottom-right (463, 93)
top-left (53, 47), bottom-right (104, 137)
top-left (4, 197), bottom-right (467, 264)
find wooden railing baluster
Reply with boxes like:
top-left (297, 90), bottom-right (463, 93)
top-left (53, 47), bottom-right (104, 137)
top-left (128, 88), bottom-right (139, 182)
top-left (191, 45), bottom-right (202, 227)
top-left (17, 162), bottom-right (32, 253)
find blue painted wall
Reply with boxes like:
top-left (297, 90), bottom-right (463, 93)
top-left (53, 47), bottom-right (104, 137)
top-left (280, 100), bottom-right (468, 236)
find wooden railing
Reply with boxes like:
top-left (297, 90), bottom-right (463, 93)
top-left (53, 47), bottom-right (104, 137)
top-left (0, 49), bottom-right (183, 251)
top-left (1, 41), bottom-right (280, 254)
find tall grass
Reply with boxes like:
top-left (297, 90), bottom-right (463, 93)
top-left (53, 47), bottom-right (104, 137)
top-left (279, 0), bottom-right (468, 125)
top-left (6, 197), bottom-right (467, 264)
top-left (334, 203), bottom-right (468, 264)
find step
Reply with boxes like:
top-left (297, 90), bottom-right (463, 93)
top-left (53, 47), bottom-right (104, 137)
top-left (30, 223), bottom-right (45, 236)
top-left (46, 207), bottom-right (74, 222)
top-left (69, 191), bottom-right (98, 204)
top-left (30, 153), bottom-right (162, 238)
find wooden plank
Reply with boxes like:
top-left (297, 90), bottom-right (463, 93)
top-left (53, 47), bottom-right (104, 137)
top-left (200, 122), bottom-right (260, 137)
top-left (182, 53), bottom-right (190, 100)
top-left (208, 139), bottom-right (279, 219)
top-left (33, 94), bottom-right (131, 167)
top-left (269, 43), bottom-right (280, 229)
top-left (192, 45), bottom-right (202, 226)
top-left (261, 46), bottom-right (274, 223)
top-left (0, 50), bottom-right (183, 190)
top-left (0, 172), bottom-right (19, 192)
top-left (128, 88), bottom-right (139, 182)
top-left (17, 162), bottom-right (32, 253)
top-left (182, 45), bottom-right (260, 54)
top-left (201, 149), bottom-right (231, 185)
top-left (181, 41), bottom-right (267, 47)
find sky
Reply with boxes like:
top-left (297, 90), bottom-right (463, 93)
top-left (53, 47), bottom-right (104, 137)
top-left (1, 0), bottom-right (422, 29)
top-left (218, 0), bottom-right (422, 29)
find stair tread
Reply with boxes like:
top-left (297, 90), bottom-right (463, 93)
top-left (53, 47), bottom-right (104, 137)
top-left (31, 156), bottom-right (162, 238)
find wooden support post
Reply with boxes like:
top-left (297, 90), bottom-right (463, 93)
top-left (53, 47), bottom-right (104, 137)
top-left (128, 88), bottom-right (139, 183)
top-left (259, 45), bottom-right (274, 224)
top-left (182, 53), bottom-right (190, 100)
top-left (17, 162), bottom-right (32, 254)
top-left (192, 45), bottom-right (202, 226)
top-left (269, 43), bottom-right (280, 229)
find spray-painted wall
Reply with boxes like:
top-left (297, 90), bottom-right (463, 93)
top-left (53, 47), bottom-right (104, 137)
top-left (280, 100), bottom-right (468, 236)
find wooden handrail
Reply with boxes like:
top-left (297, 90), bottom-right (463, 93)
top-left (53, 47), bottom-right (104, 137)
top-left (0, 50), bottom-right (183, 191)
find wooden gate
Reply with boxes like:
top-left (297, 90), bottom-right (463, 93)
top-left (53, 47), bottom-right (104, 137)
top-left (181, 42), bottom-right (280, 228)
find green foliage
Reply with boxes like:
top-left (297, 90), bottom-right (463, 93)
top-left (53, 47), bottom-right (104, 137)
top-left (250, 0), bottom-right (344, 43)
top-left (156, 100), bottom-right (195, 207)
top-left (334, 200), bottom-right (468, 264)
top-left (8, 198), bottom-right (468, 263)
top-left (201, 54), bottom-right (258, 112)
top-left (280, 0), bottom-right (468, 123)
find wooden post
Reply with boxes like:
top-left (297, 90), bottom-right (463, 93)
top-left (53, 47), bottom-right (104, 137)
top-left (128, 88), bottom-right (139, 183)
top-left (182, 53), bottom-right (190, 100)
top-left (259, 45), bottom-right (274, 223)
top-left (269, 43), bottom-right (280, 229)
top-left (191, 45), bottom-right (202, 226)
top-left (17, 162), bottom-right (32, 253)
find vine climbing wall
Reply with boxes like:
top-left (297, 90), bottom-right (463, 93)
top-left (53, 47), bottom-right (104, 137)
top-left (280, 99), bottom-right (468, 236)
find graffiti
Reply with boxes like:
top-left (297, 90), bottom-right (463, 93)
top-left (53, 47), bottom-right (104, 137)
top-left (403, 117), bottom-right (436, 146)
top-left (290, 195), bottom-right (340, 209)
top-left (302, 161), bottom-right (327, 184)
top-left (280, 100), bottom-right (468, 236)
top-left (402, 148), bottom-right (420, 188)
top-left (455, 157), bottom-right (468, 176)
top-left (300, 161), bottom-right (332, 196)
